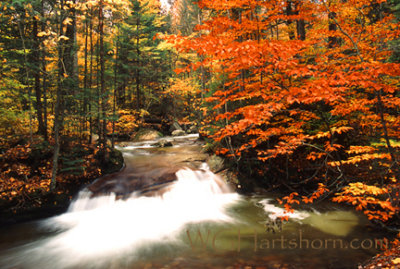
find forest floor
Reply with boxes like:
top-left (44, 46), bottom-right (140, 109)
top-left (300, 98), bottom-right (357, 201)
top-left (0, 136), bottom-right (123, 226)
top-left (361, 246), bottom-right (400, 269)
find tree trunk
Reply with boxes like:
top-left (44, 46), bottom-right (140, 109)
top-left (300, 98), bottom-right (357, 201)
top-left (51, 0), bottom-right (66, 191)
top-left (112, 31), bottom-right (119, 149)
top-left (99, 0), bottom-right (107, 162)
top-left (296, 19), bottom-right (306, 40)
top-left (33, 18), bottom-right (46, 138)
top-left (41, 0), bottom-right (48, 141)
top-left (88, 13), bottom-right (94, 144)
top-left (328, 0), bottom-right (339, 49)
top-left (136, 15), bottom-right (141, 110)
top-left (286, 0), bottom-right (296, 40)
top-left (83, 16), bottom-right (89, 142)
top-left (376, 90), bottom-right (400, 180)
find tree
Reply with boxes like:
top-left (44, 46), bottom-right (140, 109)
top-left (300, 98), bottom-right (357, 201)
top-left (167, 0), bottom-right (400, 224)
top-left (115, 0), bottom-right (171, 112)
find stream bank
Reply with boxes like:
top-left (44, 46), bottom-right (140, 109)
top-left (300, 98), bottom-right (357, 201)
top-left (0, 145), bottom-right (123, 226)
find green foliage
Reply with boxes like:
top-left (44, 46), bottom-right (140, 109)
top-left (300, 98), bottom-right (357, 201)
top-left (114, 0), bottom-right (172, 111)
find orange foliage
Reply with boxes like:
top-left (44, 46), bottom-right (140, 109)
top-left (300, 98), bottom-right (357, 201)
top-left (333, 182), bottom-right (399, 221)
top-left (166, 0), bottom-right (399, 165)
top-left (166, 0), bottom-right (400, 225)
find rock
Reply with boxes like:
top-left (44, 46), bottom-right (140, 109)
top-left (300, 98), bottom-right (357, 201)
top-left (169, 121), bottom-right (182, 132)
top-left (172, 130), bottom-right (186, 136)
top-left (131, 128), bottom-right (163, 141)
top-left (88, 167), bottom-right (180, 197)
top-left (206, 154), bottom-right (225, 173)
top-left (153, 139), bottom-right (173, 148)
top-left (217, 169), bottom-right (239, 188)
top-left (188, 125), bottom-right (198, 134)
top-left (91, 134), bottom-right (99, 143)
top-left (118, 142), bottom-right (129, 147)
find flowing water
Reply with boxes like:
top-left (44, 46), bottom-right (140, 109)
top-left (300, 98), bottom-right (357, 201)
top-left (0, 135), bottom-right (387, 269)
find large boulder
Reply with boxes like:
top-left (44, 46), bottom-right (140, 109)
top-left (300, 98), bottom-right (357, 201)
top-left (131, 128), bottom-right (163, 141)
top-left (172, 130), bottom-right (186, 136)
top-left (88, 167), bottom-right (181, 197)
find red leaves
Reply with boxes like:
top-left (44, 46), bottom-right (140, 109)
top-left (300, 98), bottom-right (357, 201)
top-left (302, 183), bottom-right (329, 204)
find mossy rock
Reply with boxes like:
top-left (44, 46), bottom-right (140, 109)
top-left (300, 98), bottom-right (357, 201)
top-left (100, 147), bottom-right (124, 175)
top-left (131, 128), bottom-right (163, 141)
top-left (206, 155), bottom-right (225, 173)
top-left (171, 130), bottom-right (186, 136)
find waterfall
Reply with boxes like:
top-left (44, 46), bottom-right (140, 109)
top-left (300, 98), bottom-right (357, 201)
top-left (1, 166), bottom-right (239, 269)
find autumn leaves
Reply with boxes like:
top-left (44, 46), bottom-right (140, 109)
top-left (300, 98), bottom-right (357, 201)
top-left (166, 0), bottom-right (400, 225)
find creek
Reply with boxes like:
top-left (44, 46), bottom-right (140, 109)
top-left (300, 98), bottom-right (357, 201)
top-left (0, 134), bottom-right (386, 268)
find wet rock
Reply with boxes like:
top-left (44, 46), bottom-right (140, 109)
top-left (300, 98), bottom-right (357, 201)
top-left (188, 125), bottom-right (198, 134)
top-left (217, 169), bottom-right (239, 186)
top-left (172, 130), bottom-right (186, 136)
top-left (206, 155), bottom-right (225, 173)
top-left (131, 128), bottom-right (163, 141)
top-left (88, 166), bottom-right (180, 197)
top-left (117, 141), bottom-right (129, 147)
top-left (154, 139), bottom-right (173, 148)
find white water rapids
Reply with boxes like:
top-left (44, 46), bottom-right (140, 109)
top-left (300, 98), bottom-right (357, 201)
top-left (1, 166), bottom-right (242, 269)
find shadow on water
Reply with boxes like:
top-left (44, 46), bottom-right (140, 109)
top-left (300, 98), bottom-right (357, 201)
top-left (0, 135), bottom-right (388, 269)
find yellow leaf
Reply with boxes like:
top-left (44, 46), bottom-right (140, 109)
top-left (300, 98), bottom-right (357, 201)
top-left (63, 17), bottom-right (73, 25)
top-left (37, 31), bottom-right (46, 37)
top-left (392, 258), bottom-right (400, 264)
top-left (58, 35), bottom-right (69, 41)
